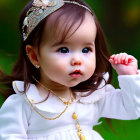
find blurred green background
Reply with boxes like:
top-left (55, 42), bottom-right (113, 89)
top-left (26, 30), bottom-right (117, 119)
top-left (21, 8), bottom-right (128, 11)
top-left (0, 0), bottom-right (140, 139)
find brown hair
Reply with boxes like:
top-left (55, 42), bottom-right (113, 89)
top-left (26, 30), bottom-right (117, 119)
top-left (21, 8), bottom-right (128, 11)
top-left (0, 0), bottom-right (112, 99)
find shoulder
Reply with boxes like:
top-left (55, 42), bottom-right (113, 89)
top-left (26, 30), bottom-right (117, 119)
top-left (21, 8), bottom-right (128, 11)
top-left (0, 83), bottom-right (33, 121)
top-left (0, 81), bottom-right (32, 113)
top-left (0, 93), bottom-right (29, 114)
top-left (0, 83), bottom-right (32, 138)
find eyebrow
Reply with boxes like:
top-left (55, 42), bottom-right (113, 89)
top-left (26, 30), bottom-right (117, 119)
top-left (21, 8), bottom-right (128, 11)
top-left (83, 42), bottom-right (95, 46)
top-left (52, 41), bottom-right (95, 47)
top-left (52, 41), bottom-right (63, 47)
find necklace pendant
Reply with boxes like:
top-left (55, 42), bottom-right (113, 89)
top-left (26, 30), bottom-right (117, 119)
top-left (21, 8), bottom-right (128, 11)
top-left (72, 112), bottom-right (86, 140)
top-left (64, 102), bottom-right (71, 105)
top-left (72, 112), bottom-right (78, 120)
top-left (81, 134), bottom-right (86, 140)
top-left (77, 132), bottom-right (85, 140)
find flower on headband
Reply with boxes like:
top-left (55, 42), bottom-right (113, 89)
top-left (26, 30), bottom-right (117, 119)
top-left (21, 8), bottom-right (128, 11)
top-left (32, 0), bottom-right (57, 8)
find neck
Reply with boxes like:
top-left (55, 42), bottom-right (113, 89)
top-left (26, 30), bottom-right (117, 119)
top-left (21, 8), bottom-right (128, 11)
top-left (36, 78), bottom-right (71, 100)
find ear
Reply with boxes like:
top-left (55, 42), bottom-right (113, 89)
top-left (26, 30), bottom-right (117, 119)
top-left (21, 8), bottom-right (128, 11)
top-left (26, 45), bottom-right (40, 67)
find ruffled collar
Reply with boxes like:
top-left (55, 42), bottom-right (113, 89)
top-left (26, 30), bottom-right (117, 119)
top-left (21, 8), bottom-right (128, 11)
top-left (12, 81), bottom-right (106, 113)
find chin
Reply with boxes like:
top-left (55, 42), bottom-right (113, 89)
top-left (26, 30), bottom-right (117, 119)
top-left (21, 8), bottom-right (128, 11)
top-left (67, 81), bottom-right (83, 88)
top-left (65, 77), bottom-right (91, 87)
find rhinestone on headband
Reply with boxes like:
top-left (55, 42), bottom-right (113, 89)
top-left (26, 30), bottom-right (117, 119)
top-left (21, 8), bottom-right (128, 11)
top-left (22, 0), bottom-right (64, 41)
top-left (22, 0), bottom-right (92, 41)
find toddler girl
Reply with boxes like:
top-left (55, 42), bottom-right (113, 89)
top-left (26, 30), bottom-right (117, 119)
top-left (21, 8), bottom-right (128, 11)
top-left (0, 0), bottom-right (140, 139)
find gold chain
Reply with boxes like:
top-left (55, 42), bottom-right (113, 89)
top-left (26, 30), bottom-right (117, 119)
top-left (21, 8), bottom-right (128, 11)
top-left (73, 112), bottom-right (86, 140)
top-left (14, 81), bottom-right (69, 120)
top-left (25, 93), bottom-right (68, 120)
top-left (14, 81), bottom-right (85, 139)
top-left (32, 76), bottom-right (73, 105)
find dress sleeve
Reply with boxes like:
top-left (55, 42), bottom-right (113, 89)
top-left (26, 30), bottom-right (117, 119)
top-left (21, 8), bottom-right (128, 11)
top-left (98, 72), bottom-right (140, 120)
top-left (0, 94), bottom-right (31, 140)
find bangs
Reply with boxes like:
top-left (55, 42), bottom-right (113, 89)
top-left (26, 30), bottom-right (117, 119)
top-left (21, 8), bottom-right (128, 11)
top-left (40, 3), bottom-right (87, 45)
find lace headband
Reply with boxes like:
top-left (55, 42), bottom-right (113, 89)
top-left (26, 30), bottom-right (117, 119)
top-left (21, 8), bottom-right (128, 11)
top-left (22, 0), bottom-right (92, 41)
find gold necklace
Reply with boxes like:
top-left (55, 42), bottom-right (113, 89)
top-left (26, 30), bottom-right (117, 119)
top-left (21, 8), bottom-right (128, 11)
top-left (32, 77), bottom-right (85, 139)
top-left (14, 81), bottom-right (70, 120)
top-left (32, 76), bottom-right (73, 105)
top-left (14, 80), bottom-right (85, 139)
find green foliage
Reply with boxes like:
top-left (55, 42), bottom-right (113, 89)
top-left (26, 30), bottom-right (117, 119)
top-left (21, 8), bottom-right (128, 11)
top-left (94, 118), bottom-right (140, 140)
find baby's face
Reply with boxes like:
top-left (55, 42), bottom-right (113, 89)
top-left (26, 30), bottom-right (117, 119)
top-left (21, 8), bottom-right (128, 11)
top-left (37, 12), bottom-right (97, 88)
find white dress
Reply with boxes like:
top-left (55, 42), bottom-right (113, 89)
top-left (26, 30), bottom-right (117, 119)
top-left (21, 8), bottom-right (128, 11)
top-left (0, 73), bottom-right (140, 140)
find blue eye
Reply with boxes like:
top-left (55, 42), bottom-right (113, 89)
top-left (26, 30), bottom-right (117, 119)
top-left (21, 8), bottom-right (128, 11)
top-left (82, 47), bottom-right (91, 53)
top-left (58, 47), bottom-right (69, 53)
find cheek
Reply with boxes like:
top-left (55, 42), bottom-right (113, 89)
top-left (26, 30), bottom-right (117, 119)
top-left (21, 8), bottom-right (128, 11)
top-left (85, 54), bottom-right (96, 67)
top-left (44, 55), bottom-right (68, 73)
top-left (84, 54), bottom-right (96, 74)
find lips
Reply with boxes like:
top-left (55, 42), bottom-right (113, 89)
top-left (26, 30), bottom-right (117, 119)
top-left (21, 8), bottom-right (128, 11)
top-left (69, 70), bottom-right (82, 78)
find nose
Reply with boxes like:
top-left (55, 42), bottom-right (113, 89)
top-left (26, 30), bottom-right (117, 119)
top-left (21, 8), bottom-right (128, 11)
top-left (71, 58), bottom-right (82, 66)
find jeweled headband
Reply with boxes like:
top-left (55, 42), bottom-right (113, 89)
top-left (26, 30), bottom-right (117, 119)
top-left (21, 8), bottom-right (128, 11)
top-left (22, 0), bottom-right (92, 41)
